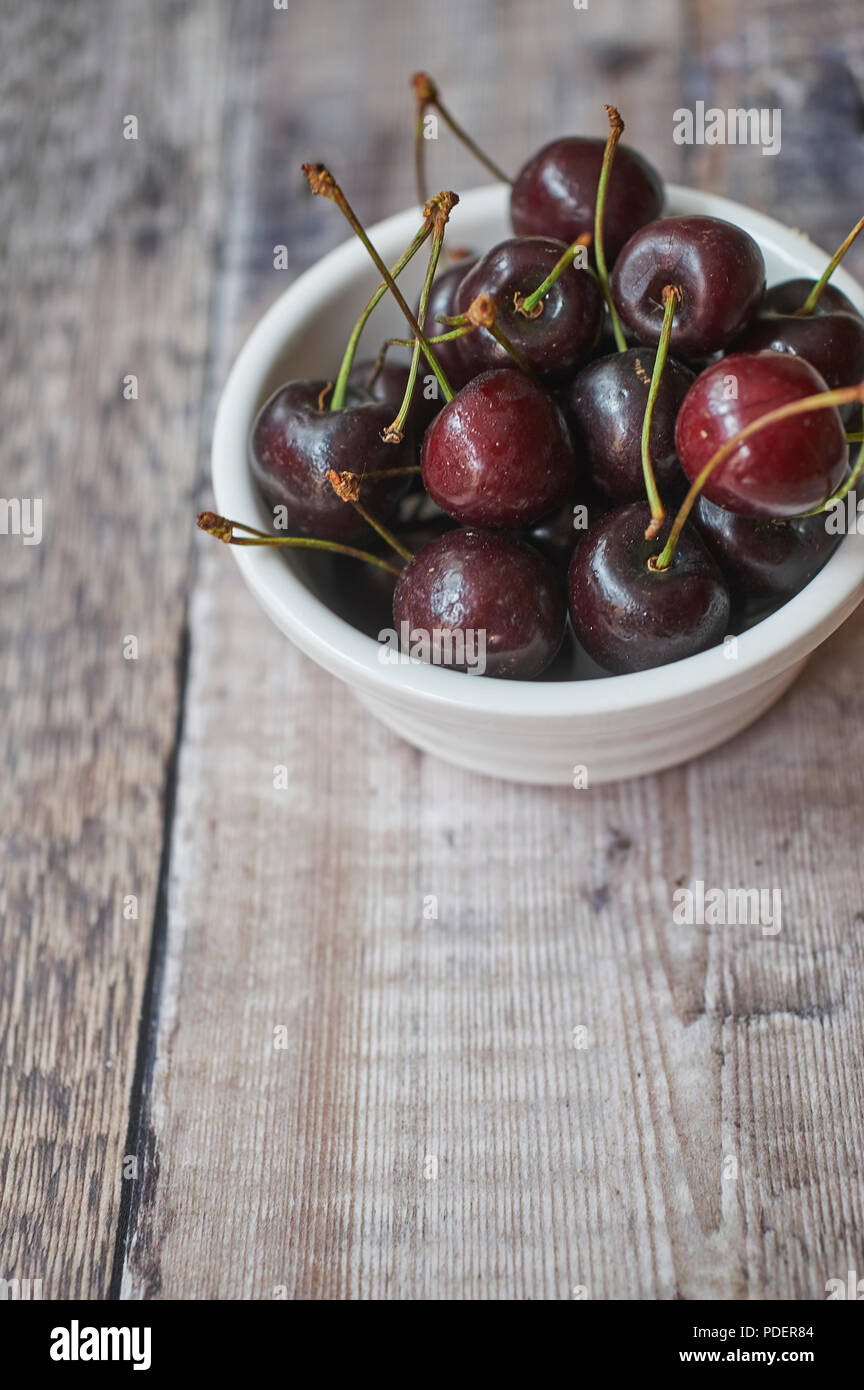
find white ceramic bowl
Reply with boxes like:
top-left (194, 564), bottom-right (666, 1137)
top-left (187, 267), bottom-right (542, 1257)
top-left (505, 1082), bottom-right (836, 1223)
top-left (212, 183), bottom-right (864, 784)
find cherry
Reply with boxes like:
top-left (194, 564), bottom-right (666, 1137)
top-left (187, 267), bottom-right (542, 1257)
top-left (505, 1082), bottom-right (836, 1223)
top-left (393, 527), bottom-right (566, 678)
top-left (568, 502), bottom-right (730, 674)
top-left (611, 215), bottom-right (765, 358)
top-left (451, 236), bottom-right (603, 383)
top-left (348, 356), bottom-right (441, 433)
top-left (250, 381), bottom-right (413, 543)
top-left (511, 138), bottom-right (663, 266)
top-left (674, 351), bottom-right (848, 516)
top-left (525, 495), bottom-right (605, 571)
top-left (561, 348), bottom-right (694, 502)
top-left (763, 279), bottom-right (861, 320)
top-left (731, 279), bottom-right (864, 397)
top-left (694, 495), bottom-right (842, 606)
top-left (424, 258), bottom-right (479, 389)
top-left (421, 367), bottom-right (578, 526)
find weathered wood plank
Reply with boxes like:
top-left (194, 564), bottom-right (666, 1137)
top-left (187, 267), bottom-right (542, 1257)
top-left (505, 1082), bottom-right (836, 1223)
top-left (0, 0), bottom-right (230, 1298)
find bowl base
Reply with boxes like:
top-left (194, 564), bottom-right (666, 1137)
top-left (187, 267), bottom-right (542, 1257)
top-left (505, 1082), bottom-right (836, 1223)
top-left (353, 659), bottom-right (808, 784)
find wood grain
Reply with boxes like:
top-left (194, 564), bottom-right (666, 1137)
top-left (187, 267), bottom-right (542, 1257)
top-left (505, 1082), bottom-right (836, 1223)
top-left (0, 0), bottom-right (231, 1298)
top-left (3, 0), bottom-right (864, 1302)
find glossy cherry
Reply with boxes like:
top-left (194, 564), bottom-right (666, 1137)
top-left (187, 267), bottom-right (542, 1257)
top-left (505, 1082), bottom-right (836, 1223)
top-left (561, 348), bottom-right (694, 502)
top-left (674, 351), bottom-right (848, 517)
top-left (452, 236), bottom-right (603, 383)
top-left (694, 494), bottom-right (842, 605)
top-left (511, 138), bottom-right (663, 266)
top-left (348, 356), bottom-right (441, 433)
top-left (250, 380), bottom-right (413, 543)
top-left (421, 367), bottom-right (579, 527)
top-left (525, 494), bottom-right (607, 571)
top-left (393, 527), bottom-right (566, 678)
top-left (425, 258), bottom-right (478, 389)
top-left (731, 279), bottom-right (864, 396)
top-left (568, 502), bottom-right (730, 673)
top-left (611, 215), bottom-right (765, 358)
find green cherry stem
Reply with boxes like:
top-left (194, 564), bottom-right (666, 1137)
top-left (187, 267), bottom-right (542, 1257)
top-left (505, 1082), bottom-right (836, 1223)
top-left (386, 194), bottom-right (453, 440)
top-left (337, 465), bottom-right (422, 482)
top-left (824, 437), bottom-right (864, 507)
top-left (846, 430), bottom-right (863, 443)
top-left (302, 165), bottom-right (455, 403)
top-left (800, 404), bottom-right (864, 513)
top-left (412, 71), bottom-right (511, 207)
top-left (330, 220), bottom-right (432, 411)
top-left (796, 213), bottom-right (864, 316)
top-left (326, 472), bottom-right (414, 561)
top-left (380, 327), bottom-right (475, 349)
top-left (516, 233), bottom-right (594, 318)
top-left (594, 105), bottom-right (629, 353)
top-left (640, 285), bottom-right (680, 539)
top-left (441, 295), bottom-right (540, 382)
top-left (196, 511), bottom-right (404, 576)
top-left (652, 381), bottom-right (864, 571)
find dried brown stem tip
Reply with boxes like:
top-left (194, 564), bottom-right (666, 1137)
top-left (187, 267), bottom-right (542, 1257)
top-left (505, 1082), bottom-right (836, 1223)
top-left (197, 511), bottom-right (234, 543)
top-left (412, 72), bottom-right (438, 104)
top-left (604, 104), bottom-right (624, 138)
top-left (301, 163), bottom-right (338, 200)
top-left (423, 189), bottom-right (460, 230)
top-left (467, 293), bottom-right (497, 330)
top-left (327, 468), bottom-right (362, 503)
top-left (513, 291), bottom-right (543, 320)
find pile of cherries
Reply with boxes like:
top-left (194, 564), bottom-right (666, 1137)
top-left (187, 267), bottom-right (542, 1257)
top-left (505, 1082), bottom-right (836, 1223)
top-left (200, 79), bottom-right (864, 680)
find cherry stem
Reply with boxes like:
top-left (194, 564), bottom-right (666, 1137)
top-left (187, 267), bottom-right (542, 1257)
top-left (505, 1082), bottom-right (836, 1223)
top-left (302, 165), bottom-right (456, 402)
top-left (825, 438), bottom-right (864, 507)
top-left (412, 71), bottom-right (511, 206)
top-left (653, 381), bottom-right (864, 571)
top-left (330, 221), bottom-right (431, 411)
top-left (386, 195), bottom-right (452, 440)
top-left (846, 430), bottom-right (863, 443)
top-left (384, 327), bottom-right (475, 348)
top-left (800, 405), bottom-right (864, 513)
top-left (444, 295), bottom-right (540, 382)
top-left (594, 105), bottom-right (629, 353)
top-left (796, 213), bottom-right (864, 316)
top-left (340, 465), bottom-right (422, 482)
top-left (326, 471), bottom-right (414, 561)
top-left (196, 511), bottom-right (403, 576)
top-left (640, 286), bottom-right (680, 539)
top-left (516, 233), bottom-right (594, 317)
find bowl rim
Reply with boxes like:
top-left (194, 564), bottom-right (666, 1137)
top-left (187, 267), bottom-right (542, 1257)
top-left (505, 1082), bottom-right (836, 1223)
top-left (212, 181), bottom-right (864, 718)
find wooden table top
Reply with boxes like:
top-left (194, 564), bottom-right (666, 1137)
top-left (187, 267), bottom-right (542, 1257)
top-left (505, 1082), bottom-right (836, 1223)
top-left (3, 0), bottom-right (864, 1300)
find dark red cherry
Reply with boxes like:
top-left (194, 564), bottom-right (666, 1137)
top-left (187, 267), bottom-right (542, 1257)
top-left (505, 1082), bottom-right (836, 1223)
top-left (525, 494), bottom-right (607, 570)
top-left (694, 494), bottom-right (842, 605)
top-left (393, 527), bottom-right (566, 679)
top-left (611, 215), bottom-right (765, 358)
top-left (561, 348), bottom-right (694, 502)
top-left (452, 237), bottom-right (603, 383)
top-left (348, 356), bottom-right (441, 433)
top-left (675, 351), bottom-right (848, 517)
top-left (568, 502), bottom-right (730, 674)
top-left (731, 280), bottom-right (864, 396)
top-left (424, 258), bottom-right (478, 389)
top-left (763, 279), bottom-right (862, 320)
top-left (511, 137), bottom-right (663, 266)
top-left (421, 368), bottom-right (578, 527)
top-left (250, 380), bottom-right (413, 543)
